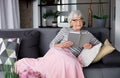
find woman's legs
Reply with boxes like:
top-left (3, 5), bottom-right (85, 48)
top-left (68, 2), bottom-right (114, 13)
top-left (15, 47), bottom-right (84, 78)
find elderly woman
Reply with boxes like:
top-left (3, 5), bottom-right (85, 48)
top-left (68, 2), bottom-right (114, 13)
top-left (15, 10), bottom-right (100, 78)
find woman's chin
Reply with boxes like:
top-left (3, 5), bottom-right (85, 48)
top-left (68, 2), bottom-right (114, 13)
top-left (72, 26), bottom-right (82, 31)
top-left (76, 27), bottom-right (82, 30)
top-left (74, 28), bottom-right (81, 31)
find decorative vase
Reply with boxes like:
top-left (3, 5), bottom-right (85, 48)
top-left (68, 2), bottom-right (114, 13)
top-left (52, 21), bottom-right (57, 27)
top-left (43, 19), bottom-right (47, 27)
top-left (94, 19), bottom-right (106, 27)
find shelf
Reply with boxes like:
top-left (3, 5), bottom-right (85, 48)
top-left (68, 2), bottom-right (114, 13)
top-left (38, 2), bottom-right (109, 6)
top-left (39, 0), bottom-right (111, 28)
top-left (39, 26), bottom-right (61, 28)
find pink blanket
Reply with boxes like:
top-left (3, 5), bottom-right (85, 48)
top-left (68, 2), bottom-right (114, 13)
top-left (15, 47), bottom-right (84, 78)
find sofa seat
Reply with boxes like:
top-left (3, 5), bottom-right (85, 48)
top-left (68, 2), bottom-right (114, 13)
top-left (84, 67), bottom-right (120, 78)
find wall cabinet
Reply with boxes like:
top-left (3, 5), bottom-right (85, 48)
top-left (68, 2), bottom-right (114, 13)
top-left (38, 0), bottom-right (111, 28)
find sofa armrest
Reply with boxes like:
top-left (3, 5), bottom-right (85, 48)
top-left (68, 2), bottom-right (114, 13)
top-left (102, 50), bottom-right (120, 65)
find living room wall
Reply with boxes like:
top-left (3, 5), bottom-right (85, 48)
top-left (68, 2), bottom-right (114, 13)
top-left (115, 0), bottom-right (120, 51)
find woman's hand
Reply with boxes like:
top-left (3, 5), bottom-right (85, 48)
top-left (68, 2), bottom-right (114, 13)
top-left (54, 41), bottom-right (73, 48)
top-left (83, 43), bottom-right (93, 49)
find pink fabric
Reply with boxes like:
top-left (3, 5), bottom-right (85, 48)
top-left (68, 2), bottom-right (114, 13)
top-left (15, 47), bottom-right (84, 78)
top-left (18, 67), bottom-right (46, 78)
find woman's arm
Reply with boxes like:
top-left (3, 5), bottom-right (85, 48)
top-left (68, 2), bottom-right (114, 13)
top-left (83, 43), bottom-right (93, 49)
top-left (83, 31), bottom-right (101, 49)
top-left (90, 38), bottom-right (101, 45)
top-left (88, 32), bottom-right (101, 45)
top-left (49, 27), bottom-right (73, 48)
top-left (54, 41), bottom-right (73, 48)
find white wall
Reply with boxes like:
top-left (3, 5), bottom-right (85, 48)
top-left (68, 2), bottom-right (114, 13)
top-left (33, 0), bottom-right (40, 28)
top-left (115, 0), bottom-right (120, 51)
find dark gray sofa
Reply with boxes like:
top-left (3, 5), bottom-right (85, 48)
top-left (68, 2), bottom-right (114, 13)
top-left (0, 27), bottom-right (120, 78)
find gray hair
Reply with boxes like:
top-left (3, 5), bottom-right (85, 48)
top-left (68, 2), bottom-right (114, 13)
top-left (68, 10), bottom-right (82, 24)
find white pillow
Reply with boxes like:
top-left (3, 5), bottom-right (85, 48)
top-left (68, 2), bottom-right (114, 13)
top-left (78, 43), bottom-right (102, 67)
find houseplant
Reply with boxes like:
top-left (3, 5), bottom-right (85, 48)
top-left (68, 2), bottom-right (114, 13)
top-left (52, 11), bottom-right (61, 27)
top-left (92, 15), bottom-right (108, 27)
top-left (58, 17), bottom-right (70, 27)
top-left (3, 59), bottom-right (18, 78)
top-left (41, 0), bottom-right (47, 4)
top-left (41, 0), bottom-right (59, 4)
top-left (92, 15), bottom-right (108, 20)
top-left (43, 11), bottom-right (61, 27)
top-left (92, 0), bottom-right (108, 27)
top-left (4, 64), bottom-right (18, 78)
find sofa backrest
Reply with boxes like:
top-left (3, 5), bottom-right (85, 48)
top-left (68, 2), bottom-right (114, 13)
top-left (0, 27), bottom-right (109, 59)
top-left (36, 28), bottom-right (61, 56)
top-left (82, 27), bottom-right (109, 43)
top-left (37, 27), bottom-right (109, 56)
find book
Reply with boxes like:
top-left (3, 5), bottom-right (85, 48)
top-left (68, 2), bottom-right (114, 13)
top-left (68, 32), bottom-right (90, 47)
top-left (79, 32), bottom-right (91, 47)
top-left (68, 32), bottom-right (80, 47)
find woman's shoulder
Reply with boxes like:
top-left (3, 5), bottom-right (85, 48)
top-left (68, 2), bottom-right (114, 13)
top-left (61, 27), bottom-right (71, 30)
top-left (61, 27), bottom-right (71, 32)
top-left (80, 29), bottom-right (90, 33)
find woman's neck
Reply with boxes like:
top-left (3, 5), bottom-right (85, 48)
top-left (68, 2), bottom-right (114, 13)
top-left (71, 28), bottom-right (80, 32)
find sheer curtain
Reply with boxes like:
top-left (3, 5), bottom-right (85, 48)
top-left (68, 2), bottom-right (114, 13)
top-left (0, 0), bottom-right (20, 29)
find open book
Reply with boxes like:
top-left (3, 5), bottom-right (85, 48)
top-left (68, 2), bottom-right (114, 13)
top-left (68, 32), bottom-right (91, 47)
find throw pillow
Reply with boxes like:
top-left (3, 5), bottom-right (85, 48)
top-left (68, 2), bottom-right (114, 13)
top-left (0, 38), bottom-right (20, 65)
top-left (102, 50), bottom-right (120, 65)
top-left (92, 39), bottom-right (115, 63)
top-left (18, 30), bottom-right (40, 59)
top-left (78, 43), bottom-right (102, 67)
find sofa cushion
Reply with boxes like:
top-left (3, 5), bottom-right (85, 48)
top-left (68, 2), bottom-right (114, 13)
top-left (92, 32), bottom-right (101, 42)
top-left (18, 30), bottom-right (40, 59)
top-left (93, 39), bottom-right (115, 63)
top-left (102, 50), bottom-right (120, 65)
top-left (37, 28), bottom-right (60, 56)
top-left (0, 38), bottom-right (19, 65)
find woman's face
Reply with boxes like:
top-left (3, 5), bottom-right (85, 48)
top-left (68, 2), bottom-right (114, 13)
top-left (70, 16), bottom-right (83, 31)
